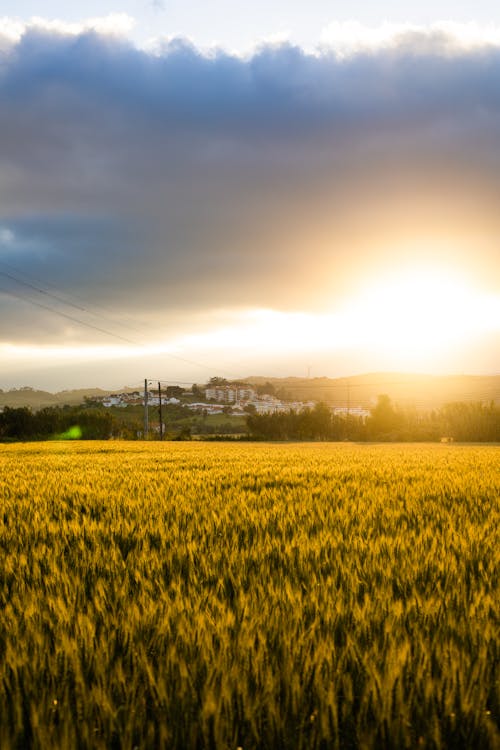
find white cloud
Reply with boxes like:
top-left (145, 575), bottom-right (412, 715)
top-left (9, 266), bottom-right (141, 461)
top-left (3, 16), bottom-right (500, 59)
top-left (0, 13), bottom-right (135, 49)
top-left (0, 16), bottom-right (24, 51)
top-left (320, 20), bottom-right (500, 57)
top-left (31, 13), bottom-right (136, 37)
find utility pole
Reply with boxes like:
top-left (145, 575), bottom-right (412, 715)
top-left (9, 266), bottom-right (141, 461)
top-left (143, 378), bottom-right (149, 440)
top-left (346, 379), bottom-right (351, 440)
top-left (158, 381), bottom-right (163, 441)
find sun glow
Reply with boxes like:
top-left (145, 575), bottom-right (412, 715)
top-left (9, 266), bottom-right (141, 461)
top-left (177, 265), bottom-right (500, 371)
top-left (342, 267), bottom-right (500, 359)
top-left (2, 266), bottom-right (498, 379)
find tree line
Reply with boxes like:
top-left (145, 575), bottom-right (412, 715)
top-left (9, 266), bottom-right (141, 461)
top-left (0, 406), bottom-right (114, 441)
top-left (1, 396), bottom-right (499, 442)
top-left (246, 396), bottom-right (500, 442)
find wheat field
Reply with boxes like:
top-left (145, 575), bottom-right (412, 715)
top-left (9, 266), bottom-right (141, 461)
top-left (0, 441), bottom-right (498, 749)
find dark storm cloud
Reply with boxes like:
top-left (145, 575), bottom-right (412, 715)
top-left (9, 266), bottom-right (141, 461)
top-left (1, 28), bottom-right (500, 343)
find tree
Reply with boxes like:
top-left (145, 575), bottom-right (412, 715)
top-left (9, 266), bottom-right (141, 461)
top-left (246, 403), bottom-right (335, 441)
top-left (256, 382), bottom-right (275, 396)
top-left (441, 401), bottom-right (500, 442)
top-left (0, 407), bottom-right (35, 438)
top-left (166, 386), bottom-right (185, 398)
top-left (83, 396), bottom-right (102, 408)
top-left (208, 377), bottom-right (228, 386)
top-left (367, 395), bottom-right (403, 440)
top-left (311, 403), bottom-right (333, 440)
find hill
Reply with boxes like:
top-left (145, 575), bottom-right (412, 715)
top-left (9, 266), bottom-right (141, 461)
top-left (246, 373), bottom-right (500, 411)
top-left (2, 374), bottom-right (500, 413)
top-left (0, 387), bottom-right (117, 411)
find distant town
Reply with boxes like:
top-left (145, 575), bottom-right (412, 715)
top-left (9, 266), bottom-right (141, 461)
top-left (1, 373), bottom-right (500, 442)
top-left (96, 380), bottom-right (371, 420)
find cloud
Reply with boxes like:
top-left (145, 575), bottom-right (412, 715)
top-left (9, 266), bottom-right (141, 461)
top-left (0, 14), bottom-right (135, 51)
top-left (0, 24), bottom-right (500, 349)
top-left (320, 20), bottom-right (500, 56)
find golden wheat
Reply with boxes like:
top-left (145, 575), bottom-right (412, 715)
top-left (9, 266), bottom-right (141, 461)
top-left (0, 442), bottom-right (498, 749)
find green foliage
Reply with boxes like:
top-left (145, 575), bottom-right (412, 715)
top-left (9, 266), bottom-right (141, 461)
top-left (256, 381), bottom-right (276, 396)
top-left (0, 406), bottom-right (34, 438)
top-left (191, 383), bottom-right (204, 399)
top-left (108, 405), bottom-right (246, 438)
top-left (0, 442), bottom-right (498, 749)
top-left (0, 406), bottom-right (114, 441)
top-left (442, 401), bottom-right (500, 442)
top-left (247, 403), bottom-right (347, 441)
top-left (173, 426), bottom-right (192, 441)
top-left (165, 386), bottom-right (185, 399)
top-left (247, 398), bottom-right (500, 442)
top-left (2, 399), bottom-right (500, 443)
top-left (366, 394), bottom-right (403, 439)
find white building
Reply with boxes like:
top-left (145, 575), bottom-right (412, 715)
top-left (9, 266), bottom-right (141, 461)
top-left (248, 398), bottom-right (316, 415)
top-left (205, 385), bottom-right (256, 403)
top-left (102, 395), bottom-right (125, 407)
top-left (187, 402), bottom-right (226, 414)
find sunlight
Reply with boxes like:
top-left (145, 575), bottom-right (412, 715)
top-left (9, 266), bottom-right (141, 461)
top-left (176, 265), bottom-right (500, 371)
top-left (3, 266), bottom-right (498, 376)
top-left (337, 266), bottom-right (500, 367)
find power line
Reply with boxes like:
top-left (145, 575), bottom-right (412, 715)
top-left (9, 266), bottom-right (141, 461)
top-left (141, 376), bottom-right (500, 392)
top-left (0, 284), bottom-right (244, 378)
top-left (254, 380), bottom-right (500, 391)
top-left (0, 263), bottom-right (144, 334)
top-left (1, 288), bottom-right (138, 346)
top-left (2, 263), bottom-right (498, 388)
top-left (0, 269), bottom-right (91, 314)
top-left (135, 379), bottom-right (196, 387)
top-left (0, 262), bottom-right (257, 379)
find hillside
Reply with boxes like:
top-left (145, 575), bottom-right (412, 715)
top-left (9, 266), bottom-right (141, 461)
top-left (246, 373), bottom-right (500, 411)
top-left (0, 387), bottom-right (116, 411)
top-left (2, 373), bottom-right (500, 413)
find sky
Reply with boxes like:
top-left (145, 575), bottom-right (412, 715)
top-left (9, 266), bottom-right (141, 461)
top-left (1, 2), bottom-right (500, 390)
